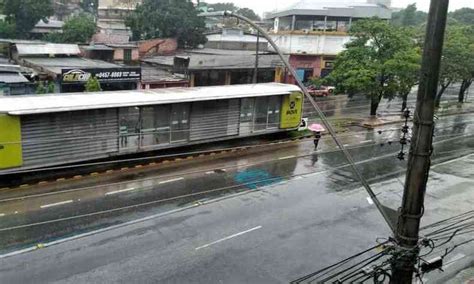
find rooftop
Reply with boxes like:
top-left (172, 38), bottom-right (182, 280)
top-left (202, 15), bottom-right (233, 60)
top-left (0, 83), bottom-right (301, 115)
top-left (16, 43), bottom-right (81, 56)
top-left (34, 19), bottom-right (64, 29)
top-left (141, 64), bottom-right (187, 83)
top-left (142, 49), bottom-right (285, 70)
top-left (0, 72), bottom-right (30, 84)
top-left (266, 0), bottom-right (391, 19)
top-left (20, 57), bottom-right (121, 75)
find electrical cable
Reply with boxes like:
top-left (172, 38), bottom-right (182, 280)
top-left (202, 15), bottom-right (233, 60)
top-left (291, 242), bottom-right (390, 283)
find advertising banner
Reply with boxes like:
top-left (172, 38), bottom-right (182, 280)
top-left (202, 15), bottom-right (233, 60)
top-left (61, 68), bottom-right (141, 84)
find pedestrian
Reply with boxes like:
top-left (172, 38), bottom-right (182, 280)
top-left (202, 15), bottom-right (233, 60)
top-left (308, 123), bottom-right (325, 151)
top-left (313, 131), bottom-right (321, 150)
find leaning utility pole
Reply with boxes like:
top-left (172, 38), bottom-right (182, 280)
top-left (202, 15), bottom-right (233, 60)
top-left (391, 0), bottom-right (449, 282)
top-left (253, 31), bottom-right (260, 84)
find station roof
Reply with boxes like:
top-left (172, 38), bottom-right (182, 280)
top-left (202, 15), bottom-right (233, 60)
top-left (0, 83), bottom-right (301, 115)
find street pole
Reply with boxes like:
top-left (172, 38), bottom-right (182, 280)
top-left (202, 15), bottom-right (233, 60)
top-left (253, 31), bottom-right (260, 84)
top-left (391, 0), bottom-right (449, 282)
top-left (199, 11), bottom-right (397, 235)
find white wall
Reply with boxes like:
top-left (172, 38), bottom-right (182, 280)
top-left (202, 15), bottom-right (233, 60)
top-left (270, 34), bottom-right (352, 55)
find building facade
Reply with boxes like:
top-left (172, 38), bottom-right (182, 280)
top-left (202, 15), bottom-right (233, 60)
top-left (265, 0), bottom-right (391, 83)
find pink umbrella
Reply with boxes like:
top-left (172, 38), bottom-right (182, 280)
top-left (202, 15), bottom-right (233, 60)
top-left (308, 123), bottom-right (326, 132)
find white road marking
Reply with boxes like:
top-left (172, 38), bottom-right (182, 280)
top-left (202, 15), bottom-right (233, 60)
top-left (444, 253), bottom-right (466, 268)
top-left (205, 171), bottom-right (214, 175)
top-left (159, 177), bottom-right (184, 184)
top-left (14, 211), bottom-right (18, 214)
top-left (360, 140), bottom-right (373, 143)
top-left (105, 188), bottom-right (136, 196)
top-left (195, 226), bottom-right (263, 250)
top-left (40, 200), bottom-right (73, 209)
top-left (279, 155), bottom-right (295, 160)
top-left (343, 144), bottom-right (350, 147)
top-left (366, 197), bottom-right (374, 205)
top-left (0, 213), bottom-right (5, 217)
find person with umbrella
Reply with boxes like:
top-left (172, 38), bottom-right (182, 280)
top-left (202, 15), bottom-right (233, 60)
top-left (308, 123), bottom-right (325, 150)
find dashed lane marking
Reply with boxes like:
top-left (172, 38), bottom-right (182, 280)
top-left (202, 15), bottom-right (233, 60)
top-left (195, 226), bottom-right (263, 250)
top-left (40, 200), bottom-right (73, 209)
top-left (105, 188), bottom-right (137, 196)
top-left (0, 213), bottom-right (5, 217)
top-left (205, 171), bottom-right (214, 175)
top-left (360, 140), bottom-right (373, 143)
top-left (279, 155), bottom-right (296, 160)
top-left (159, 177), bottom-right (184, 184)
top-left (366, 197), bottom-right (374, 205)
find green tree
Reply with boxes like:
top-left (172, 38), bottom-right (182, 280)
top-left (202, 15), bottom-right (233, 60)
top-left (449, 8), bottom-right (474, 26)
top-left (35, 81), bottom-right (47, 94)
top-left (385, 46), bottom-right (421, 111)
top-left (2, 0), bottom-right (54, 38)
top-left (207, 2), bottom-right (239, 12)
top-left (237, 8), bottom-right (261, 21)
top-left (47, 81), bottom-right (55, 93)
top-left (126, 0), bottom-right (207, 48)
top-left (85, 76), bottom-right (102, 92)
top-left (435, 25), bottom-right (473, 107)
top-left (326, 19), bottom-right (416, 116)
top-left (0, 20), bottom-right (16, 38)
top-left (391, 4), bottom-right (427, 27)
top-left (61, 14), bottom-right (97, 43)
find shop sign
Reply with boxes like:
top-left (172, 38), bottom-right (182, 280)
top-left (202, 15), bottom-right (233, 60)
top-left (61, 68), bottom-right (141, 84)
top-left (280, 92), bottom-right (303, 129)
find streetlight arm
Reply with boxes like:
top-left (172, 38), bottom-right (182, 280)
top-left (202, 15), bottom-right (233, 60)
top-left (202, 10), bottom-right (397, 234)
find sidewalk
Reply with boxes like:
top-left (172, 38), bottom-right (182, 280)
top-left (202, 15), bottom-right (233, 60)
top-left (360, 102), bottom-right (474, 129)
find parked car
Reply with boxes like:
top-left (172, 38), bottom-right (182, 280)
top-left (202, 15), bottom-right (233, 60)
top-left (306, 85), bottom-right (335, 97)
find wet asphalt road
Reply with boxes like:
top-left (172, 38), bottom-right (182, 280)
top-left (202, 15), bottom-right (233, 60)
top-left (0, 110), bottom-right (472, 283)
top-left (0, 113), bottom-right (472, 252)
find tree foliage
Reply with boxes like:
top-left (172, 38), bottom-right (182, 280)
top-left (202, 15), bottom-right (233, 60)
top-left (391, 4), bottom-right (427, 27)
top-left (0, 20), bottom-right (16, 38)
top-left (326, 19), bottom-right (420, 116)
top-left (85, 76), bottom-right (102, 92)
top-left (436, 25), bottom-right (474, 106)
top-left (449, 8), bottom-right (474, 26)
top-left (205, 2), bottom-right (260, 21)
top-left (125, 0), bottom-right (207, 48)
top-left (206, 2), bottom-right (238, 12)
top-left (61, 14), bottom-right (97, 43)
top-left (236, 8), bottom-right (261, 21)
top-left (2, 0), bottom-right (54, 38)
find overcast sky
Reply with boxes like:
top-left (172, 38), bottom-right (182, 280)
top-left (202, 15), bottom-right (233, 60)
top-left (203, 0), bottom-right (474, 16)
